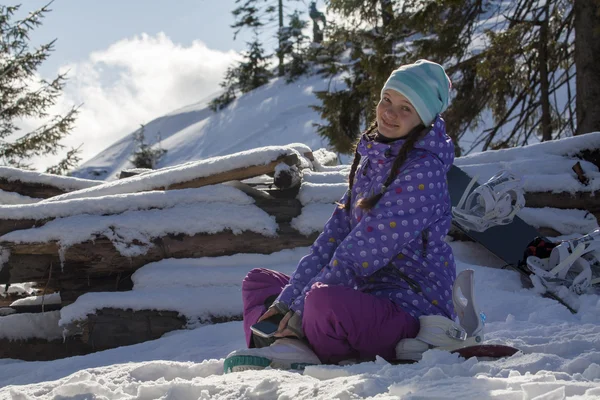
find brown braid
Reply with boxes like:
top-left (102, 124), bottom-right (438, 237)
top-left (355, 123), bottom-right (430, 254)
top-left (340, 121), bottom-right (379, 210)
top-left (356, 124), bottom-right (426, 210)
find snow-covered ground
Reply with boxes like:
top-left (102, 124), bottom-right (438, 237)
top-left (1, 241), bottom-right (599, 399)
top-left (0, 34), bottom-right (598, 398)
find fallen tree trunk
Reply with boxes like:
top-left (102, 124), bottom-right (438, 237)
top-left (0, 336), bottom-right (93, 361)
top-left (524, 191), bottom-right (599, 212)
top-left (0, 178), bottom-right (67, 199)
top-left (0, 180), bottom-right (302, 238)
top-left (0, 225), bottom-right (319, 285)
top-left (164, 154), bottom-right (301, 191)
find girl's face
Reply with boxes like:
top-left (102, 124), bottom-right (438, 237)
top-left (376, 90), bottom-right (423, 139)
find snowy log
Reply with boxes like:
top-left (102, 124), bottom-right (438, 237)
top-left (0, 178), bottom-right (68, 199)
top-left (524, 191), bottom-right (599, 212)
top-left (0, 225), bottom-right (318, 285)
top-left (0, 336), bottom-right (93, 361)
top-left (163, 154), bottom-right (301, 191)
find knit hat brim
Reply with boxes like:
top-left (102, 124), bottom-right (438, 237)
top-left (381, 60), bottom-right (451, 126)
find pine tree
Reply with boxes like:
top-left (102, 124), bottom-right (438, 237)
top-left (130, 125), bottom-right (167, 169)
top-left (232, 0), bottom-right (302, 77)
top-left (314, 0), bottom-right (582, 154)
top-left (309, 1), bottom-right (398, 154)
top-left (397, 0), bottom-right (576, 151)
top-left (280, 10), bottom-right (310, 82)
top-left (0, 3), bottom-right (80, 172)
top-left (209, 66), bottom-right (239, 112)
top-left (237, 37), bottom-right (273, 93)
top-left (574, 0), bottom-right (600, 135)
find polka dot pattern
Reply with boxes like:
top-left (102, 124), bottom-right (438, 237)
top-left (276, 115), bottom-right (457, 320)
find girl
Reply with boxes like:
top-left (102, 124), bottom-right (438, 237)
top-left (224, 60), bottom-right (457, 373)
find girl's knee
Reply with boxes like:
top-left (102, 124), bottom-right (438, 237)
top-left (304, 284), bottom-right (347, 315)
top-left (242, 268), bottom-right (272, 286)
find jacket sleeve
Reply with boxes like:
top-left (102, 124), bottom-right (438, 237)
top-left (274, 190), bottom-right (352, 309)
top-left (289, 156), bottom-right (448, 315)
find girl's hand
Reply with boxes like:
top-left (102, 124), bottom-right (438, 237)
top-left (257, 306), bottom-right (280, 323)
top-left (274, 311), bottom-right (298, 338)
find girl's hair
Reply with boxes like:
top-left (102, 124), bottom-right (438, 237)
top-left (342, 122), bottom-right (426, 211)
top-left (341, 121), bottom-right (430, 251)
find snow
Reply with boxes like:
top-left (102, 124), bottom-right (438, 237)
top-left (1, 203), bottom-right (278, 258)
top-left (0, 167), bottom-right (101, 191)
top-left (1, 241), bottom-right (600, 398)
top-left (10, 293), bottom-right (61, 306)
top-left (46, 145), bottom-right (304, 202)
top-left (0, 186), bottom-right (253, 221)
top-left (296, 182), bottom-right (347, 205)
top-left (0, 282), bottom-right (36, 298)
top-left (0, 49), bottom-right (599, 399)
top-left (0, 189), bottom-right (41, 205)
top-left (70, 75), bottom-right (333, 181)
top-left (0, 311), bottom-right (62, 341)
top-left (302, 169), bottom-right (349, 184)
top-left (59, 248), bottom-right (308, 326)
top-left (291, 203), bottom-right (334, 235)
top-left (456, 133), bottom-right (600, 194)
top-left (519, 207), bottom-right (599, 236)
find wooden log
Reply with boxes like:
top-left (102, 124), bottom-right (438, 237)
top-left (43, 273), bottom-right (134, 304)
top-left (0, 178), bottom-right (68, 199)
top-left (0, 225), bottom-right (319, 284)
top-left (161, 154), bottom-right (300, 190)
top-left (273, 165), bottom-right (302, 190)
top-left (88, 309), bottom-right (240, 348)
top-left (224, 181), bottom-right (302, 223)
top-left (0, 179), bottom-right (303, 237)
top-left (0, 218), bottom-right (50, 237)
top-left (81, 308), bottom-right (187, 350)
top-left (0, 335), bottom-right (93, 361)
top-left (0, 303), bottom-right (62, 314)
top-left (578, 149), bottom-right (600, 169)
top-left (118, 168), bottom-right (153, 179)
top-left (77, 308), bottom-right (242, 351)
top-left (524, 191), bottom-right (599, 212)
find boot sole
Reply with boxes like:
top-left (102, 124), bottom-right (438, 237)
top-left (224, 355), bottom-right (317, 373)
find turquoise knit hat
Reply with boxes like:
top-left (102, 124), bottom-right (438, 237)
top-left (381, 60), bottom-right (451, 126)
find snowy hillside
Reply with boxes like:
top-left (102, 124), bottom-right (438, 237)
top-left (0, 133), bottom-right (599, 398)
top-left (71, 74), bottom-right (336, 181)
top-left (2, 50), bottom-right (599, 398)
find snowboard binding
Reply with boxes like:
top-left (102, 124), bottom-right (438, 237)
top-left (525, 228), bottom-right (600, 296)
top-left (395, 269), bottom-right (486, 361)
top-left (452, 170), bottom-right (525, 233)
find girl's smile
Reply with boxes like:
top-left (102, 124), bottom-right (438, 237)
top-left (376, 90), bottom-right (422, 139)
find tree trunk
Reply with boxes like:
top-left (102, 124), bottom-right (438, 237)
top-left (575, 0), bottom-right (600, 135)
top-left (539, 4), bottom-right (552, 141)
top-left (278, 0), bottom-right (284, 77)
top-left (380, 0), bottom-right (394, 28)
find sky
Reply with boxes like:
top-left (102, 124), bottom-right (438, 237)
top-left (12, 0), bottom-right (324, 170)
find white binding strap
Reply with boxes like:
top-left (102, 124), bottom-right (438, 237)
top-left (456, 174), bottom-right (479, 213)
top-left (549, 243), bottom-right (587, 277)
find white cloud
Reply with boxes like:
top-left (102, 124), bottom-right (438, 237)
top-left (21, 33), bottom-right (240, 171)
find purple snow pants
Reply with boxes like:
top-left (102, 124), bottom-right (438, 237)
top-left (242, 268), bottom-right (420, 364)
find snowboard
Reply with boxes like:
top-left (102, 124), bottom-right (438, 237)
top-left (391, 344), bottom-right (520, 364)
top-left (447, 164), bottom-right (576, 313)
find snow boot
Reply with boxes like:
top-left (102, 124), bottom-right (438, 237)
top-left (223, 338), bottom-right (321, 373)
top-left (395, 269), bottom-right (485, 361)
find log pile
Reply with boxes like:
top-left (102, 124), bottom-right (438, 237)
top-left (0, 136), bottom-right (597, 361)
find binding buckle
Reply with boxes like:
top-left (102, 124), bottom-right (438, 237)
top-left (446, 326), bottom-right (468, 341)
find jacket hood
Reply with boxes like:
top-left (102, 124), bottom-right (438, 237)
top-left (357, 115), bottom-right (454, 173)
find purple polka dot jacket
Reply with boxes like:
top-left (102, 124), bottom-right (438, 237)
top-left (276, 115), bottom-right (457, 322)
